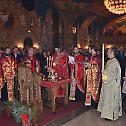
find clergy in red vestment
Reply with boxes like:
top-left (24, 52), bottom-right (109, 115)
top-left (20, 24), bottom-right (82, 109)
top-left (60, 50), bottom-right (69, 79)
top-left (52, 47), bottom-right (59, 61)
top-left (69, 46), bottom-right (85, 101)
top-left (85, 45), bottom-right (101, 108)
top-left (1, 47), bottom-right (16, 101)
top-left (21, 47), bottom-right (42, 105)
top-left (52, 48), bottom-right (69, 97)
top-left (52, 48), bottom-right (61, 78)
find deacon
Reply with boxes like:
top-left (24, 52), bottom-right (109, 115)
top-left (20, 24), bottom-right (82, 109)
top-left (97, 47), bottom-right (122, 120)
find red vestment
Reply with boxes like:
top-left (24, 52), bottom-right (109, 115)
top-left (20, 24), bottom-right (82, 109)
top-left (69, 53), bottom-right (85, 100)
top-left (85, 54), bottom-right (101, 106)
top-left (1, 55), bottom-right (16, 101)
top-left (74, 54), bottom-right (85, 93)
top-left (24, 55), bottom-right (40, 75)
top-left (52, 53), bottom-right (69, 97)
top-left (52, 52), bottom-right (57, 62)
top-left (52, 53), bottom-right (69, 79)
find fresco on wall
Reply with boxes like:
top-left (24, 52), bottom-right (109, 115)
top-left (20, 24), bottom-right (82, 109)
top-left (0, 0), bottom-right (40, 48)
top-left (40, 10), bottom-right (53, 51)
top-left (77, 16), bottom-right (97, 48)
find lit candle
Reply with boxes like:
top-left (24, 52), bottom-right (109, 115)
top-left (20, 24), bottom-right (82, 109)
top-left (47, 57), bottom-right (49, 67)
top-left (102, 44), bottom-right (105, 71)
top-left (49, 56), bottom-right (51, 67)
top-left (51, 57), bottom-right (53, 68)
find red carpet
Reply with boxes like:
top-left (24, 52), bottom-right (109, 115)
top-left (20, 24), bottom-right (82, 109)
top-left (0, 100), bottom-right (85, 126)
top-left (0, 112), bottom-right (22, 126)
top-left (40, 101), bottom-right (84, 126)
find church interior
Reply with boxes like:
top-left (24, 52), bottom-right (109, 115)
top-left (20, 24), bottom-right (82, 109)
top-left (0, 0), bottom-right (126, 126)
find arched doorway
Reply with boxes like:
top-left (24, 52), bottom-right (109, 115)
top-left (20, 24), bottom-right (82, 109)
top-left (24, 37), bottom-right (33, 49)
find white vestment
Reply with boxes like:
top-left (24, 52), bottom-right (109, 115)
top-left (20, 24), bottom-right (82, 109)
top-left (97, 58), bottom-right (122, 120)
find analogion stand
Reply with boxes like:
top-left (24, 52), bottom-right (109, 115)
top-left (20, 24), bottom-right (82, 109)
top-left (41, 79), bottom-right (71, 113)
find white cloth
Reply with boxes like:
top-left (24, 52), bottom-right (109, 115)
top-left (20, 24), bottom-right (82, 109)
top-left (68, 56), bottom-right (75, 64)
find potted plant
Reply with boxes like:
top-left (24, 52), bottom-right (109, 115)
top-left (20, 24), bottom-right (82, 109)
top-left (4, 100), bottom-right (35, 125)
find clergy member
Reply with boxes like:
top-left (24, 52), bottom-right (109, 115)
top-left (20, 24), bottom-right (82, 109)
top-left (69, 46), bottom-right (85, 101)
top-left (85, 45), bottom-right (101, 108)
top-left (97, 47), bottom-right (122, 120)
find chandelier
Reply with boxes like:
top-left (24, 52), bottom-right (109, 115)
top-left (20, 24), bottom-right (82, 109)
top-left (104, 0), bottom-right (126, 14)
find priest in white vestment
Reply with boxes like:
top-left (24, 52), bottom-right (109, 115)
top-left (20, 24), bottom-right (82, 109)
top-left (97, 47), bottom-right (122, 120)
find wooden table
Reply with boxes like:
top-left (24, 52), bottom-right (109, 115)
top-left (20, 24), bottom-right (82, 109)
top-left (41, 79), bottom-right (71, 112)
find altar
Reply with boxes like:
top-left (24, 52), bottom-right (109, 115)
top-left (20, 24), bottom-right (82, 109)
top-left (41, 79), bottom-right (71, 112)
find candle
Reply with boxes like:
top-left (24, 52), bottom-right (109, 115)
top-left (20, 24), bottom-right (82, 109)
top-left (47, 57), bottom-right (49, 67)
top-left (51, 57), bottom-right (53, 68)
top-left (49, 56), bottom-right (51, 67)
top-left (102, 44), bottom-right (105, 71)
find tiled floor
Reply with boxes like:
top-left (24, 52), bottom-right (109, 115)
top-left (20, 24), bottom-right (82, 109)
top-left (62, 109), bottom-right (126, 126)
